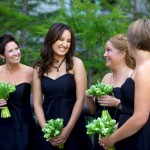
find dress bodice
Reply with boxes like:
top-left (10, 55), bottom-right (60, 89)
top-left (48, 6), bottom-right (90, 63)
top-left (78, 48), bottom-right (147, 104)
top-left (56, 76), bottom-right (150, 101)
top-left (0, 83), bottom-right (37, 150)
top-left (120, 77), bottom-right (135, 115)
top-left (41, 74), bottom-right (76, 125)
top-left (41, 74), bottom-right (76, 97)
top-left (8, 83), bottom-right (31, 105)
top-left (0, 83), bottom-right (33, 126)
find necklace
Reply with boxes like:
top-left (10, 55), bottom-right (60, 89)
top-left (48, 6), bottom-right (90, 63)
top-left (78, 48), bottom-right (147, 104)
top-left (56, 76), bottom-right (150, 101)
top-left (52, 58), bottom-right (66, 72)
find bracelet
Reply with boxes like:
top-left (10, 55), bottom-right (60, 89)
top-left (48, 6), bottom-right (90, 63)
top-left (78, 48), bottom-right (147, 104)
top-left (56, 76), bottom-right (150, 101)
top-left (116, 102), bottom-right (122, 110)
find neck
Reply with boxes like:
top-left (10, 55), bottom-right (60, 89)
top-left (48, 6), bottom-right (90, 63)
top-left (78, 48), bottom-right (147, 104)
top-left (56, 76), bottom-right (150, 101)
top-left (53, 57), bottom-right (66, 72)
top-left (4, 63), bottom-right (20, 85)
top-left (111, 64), bottom-right (129, 78)
top-left (110, 65), bottom-right (132, 86)
top-left (134, 50), bottom-right (150, 66)
top-left (6, 63), bottom-right (20, 74)
top-left (54, 56), bottom-right (66, 62)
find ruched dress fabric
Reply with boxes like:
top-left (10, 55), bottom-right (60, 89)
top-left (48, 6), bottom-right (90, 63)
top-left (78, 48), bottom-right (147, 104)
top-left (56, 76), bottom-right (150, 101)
top-left (93, 88), bottom-right (122, 150)
top-left (0, 83), bottom-right (37, 150)
top-left (115, 78), bottom-right (150, 150)
top-left (35, 74), bottom-right (93, 150)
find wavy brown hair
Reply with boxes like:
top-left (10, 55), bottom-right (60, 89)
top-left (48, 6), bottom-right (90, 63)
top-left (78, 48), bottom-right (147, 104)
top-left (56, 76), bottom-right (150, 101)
top-left (34, 23), bottom-right (76, 78)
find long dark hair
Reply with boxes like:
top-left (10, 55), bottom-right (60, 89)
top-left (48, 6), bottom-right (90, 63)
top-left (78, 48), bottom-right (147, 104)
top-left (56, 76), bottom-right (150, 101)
top-left (34, 23), bottom-right (76, 78)
top-left (0, 34), bottom-right (19, 55)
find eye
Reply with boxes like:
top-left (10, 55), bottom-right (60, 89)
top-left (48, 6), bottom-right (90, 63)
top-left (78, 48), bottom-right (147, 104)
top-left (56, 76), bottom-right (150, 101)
top-left (8, 49), bottom-right (13, 53)
top-left (15, 47), bottom-right (19, 51)
top-left (67, 40), bottom-right (71, 43)
top-left (59, 37), bottom-right (64, 41)
top-left (106, 48), bottom-right (111, 53)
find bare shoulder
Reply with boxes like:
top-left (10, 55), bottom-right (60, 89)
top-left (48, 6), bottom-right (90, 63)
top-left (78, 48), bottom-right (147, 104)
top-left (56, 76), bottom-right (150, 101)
top-left (72, 57), bottom-right (86, 76)
top-left (73, 57), bottom-right (84, 65)
top-left (102, 73), bottom-right (112, 83)
top-left (135, 61), bottom-right (150, 82)
top-left (20, 64), bottom-right (33, 75)
top-left (73, 57), bottom-right (85, 72)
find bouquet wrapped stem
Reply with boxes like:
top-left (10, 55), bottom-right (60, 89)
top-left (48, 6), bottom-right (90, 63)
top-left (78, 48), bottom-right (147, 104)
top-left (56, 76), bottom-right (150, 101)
top-left (42, 118), bottom-right (64, 149)
top-left (0, 81), bottom-right (16, 118)
top-left (86, 110), bottom-right (116, 150)
top-left (86, 81), bottom-right (115, 149)
top-left (1, 106), bottom-right (11, 118)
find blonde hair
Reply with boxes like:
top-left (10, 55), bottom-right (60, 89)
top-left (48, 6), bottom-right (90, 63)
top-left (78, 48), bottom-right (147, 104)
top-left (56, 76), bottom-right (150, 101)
top-left (109, 34), bottom-right (135, 69)
top-left (127, 19), bottom-right (150, 51)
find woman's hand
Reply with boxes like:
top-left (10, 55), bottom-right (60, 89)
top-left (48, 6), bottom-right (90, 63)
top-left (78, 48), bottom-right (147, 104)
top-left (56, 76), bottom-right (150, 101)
top-left (99, 136), bottom-right (114, 150)
top-left (0, 99), bottom-right (7, 109)
top-left (50, 126), bottom-right (70, 146)
top-left (85, 92), bottom-right (94, 99)
top-left (97, 95), bottom-right (120, 107)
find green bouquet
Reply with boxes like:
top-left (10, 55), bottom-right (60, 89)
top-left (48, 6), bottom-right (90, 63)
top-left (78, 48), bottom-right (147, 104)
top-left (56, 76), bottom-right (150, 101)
top-left (42, 118), bottom-right (64, 149)
top-left (86, 81), bottom-right (113, 97)
top-left (0, 81), bottom-right (16, 118)
top-left (86, 110), bottom-right (116, 150)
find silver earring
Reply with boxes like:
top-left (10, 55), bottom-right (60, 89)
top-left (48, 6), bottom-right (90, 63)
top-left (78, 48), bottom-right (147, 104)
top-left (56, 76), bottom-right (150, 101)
top-left (3, 59), bottom-right (5, 62)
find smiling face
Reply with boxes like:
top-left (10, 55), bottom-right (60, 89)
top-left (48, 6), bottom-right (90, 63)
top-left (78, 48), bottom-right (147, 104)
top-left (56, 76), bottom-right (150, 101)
top-left (104, 41), bottom-right (125, 69)
top-left (3, 41), bottom-right (21, 64)
top-left (52, 30), bottom-right (71, 59)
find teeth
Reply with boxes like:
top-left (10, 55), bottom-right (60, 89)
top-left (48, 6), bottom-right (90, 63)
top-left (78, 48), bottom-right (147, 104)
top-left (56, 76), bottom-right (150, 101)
top-left (14, 57), bottom-right (19, 60)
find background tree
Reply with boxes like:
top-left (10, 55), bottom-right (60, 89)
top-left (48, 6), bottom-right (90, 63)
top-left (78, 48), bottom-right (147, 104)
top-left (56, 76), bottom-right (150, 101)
top-left (0, 0), bottom-right (149, 86)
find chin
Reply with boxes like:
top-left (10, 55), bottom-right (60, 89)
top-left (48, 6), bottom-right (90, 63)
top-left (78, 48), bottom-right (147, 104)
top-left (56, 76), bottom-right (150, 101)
top-left (105, 63), bottom-right (111, 68)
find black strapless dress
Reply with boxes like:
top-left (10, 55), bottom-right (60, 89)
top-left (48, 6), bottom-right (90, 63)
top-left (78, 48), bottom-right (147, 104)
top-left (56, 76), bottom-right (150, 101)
top-left (35, 74), bottom-right (93, 150)
top-left (94, 87), bottom-right (122, 150)
top-left (116, 78), bottom-right (150, 150)
top-left (0, 83), bottom-right (37, 150)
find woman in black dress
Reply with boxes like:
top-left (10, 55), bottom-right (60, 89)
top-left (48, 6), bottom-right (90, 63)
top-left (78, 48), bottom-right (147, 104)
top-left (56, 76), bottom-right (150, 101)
top-left (0, 34), bottom-right (36, 150)
top-left (100, 19), bottom-right (150, 150)
top-left (86, 34), bottom-right (135, 150)
top-left (33, 23), bottom-right (93, 150)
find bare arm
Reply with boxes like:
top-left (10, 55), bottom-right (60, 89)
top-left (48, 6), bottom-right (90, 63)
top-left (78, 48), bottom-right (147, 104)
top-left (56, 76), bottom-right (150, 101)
top-left (85, 94), bottom-right (96, 114)
top-left (33, 68), bottom-right (46, 128)
top-left (66, 57), bottom-right (87, 133)
top-left (100, 67), bottom-right (150, 148)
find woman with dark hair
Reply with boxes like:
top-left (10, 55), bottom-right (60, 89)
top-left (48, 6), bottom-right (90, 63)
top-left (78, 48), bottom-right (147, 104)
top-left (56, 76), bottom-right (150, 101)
top-left (100, 19), bottom-right (150, 150)
top-left (33, 23), bottom-right (93, 150)
top-left (0, 34), bottom-right (37, 150)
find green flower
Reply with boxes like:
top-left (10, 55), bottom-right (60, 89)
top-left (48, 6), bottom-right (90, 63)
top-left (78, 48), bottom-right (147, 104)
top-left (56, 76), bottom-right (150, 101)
top-left (86, 110), bottom-right (116, 150)
top-left (42, 118), bottom-right (64, 149)
top-left (86, 81), bottom-right (113, 97)
top-left (0, 81), bottom-right (16, 118)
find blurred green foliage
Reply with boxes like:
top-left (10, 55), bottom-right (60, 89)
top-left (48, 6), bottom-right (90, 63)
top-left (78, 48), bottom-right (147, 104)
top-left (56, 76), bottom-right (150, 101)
top-left (0, 0), bottom-right (138, 85)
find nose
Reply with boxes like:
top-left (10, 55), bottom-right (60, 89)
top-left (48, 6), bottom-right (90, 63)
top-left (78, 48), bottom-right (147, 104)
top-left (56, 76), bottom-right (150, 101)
top-left (62, 41), bottom-right (68, 47)
top-left (104, 51), bottom-right (107, 57)
top-left (13, 50), bottom-right (18, 55)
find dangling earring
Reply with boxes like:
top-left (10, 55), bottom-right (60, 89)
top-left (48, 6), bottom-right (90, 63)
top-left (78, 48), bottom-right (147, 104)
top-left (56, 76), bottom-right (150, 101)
top-left (3, 59), bottom-right (5, 62)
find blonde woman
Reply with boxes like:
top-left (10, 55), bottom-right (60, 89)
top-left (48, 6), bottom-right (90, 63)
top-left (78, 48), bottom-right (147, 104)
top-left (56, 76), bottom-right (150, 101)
top-left (86, 34), bottom-right (135, 150)
top-left (100, 19), bottom-right (150, 150)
